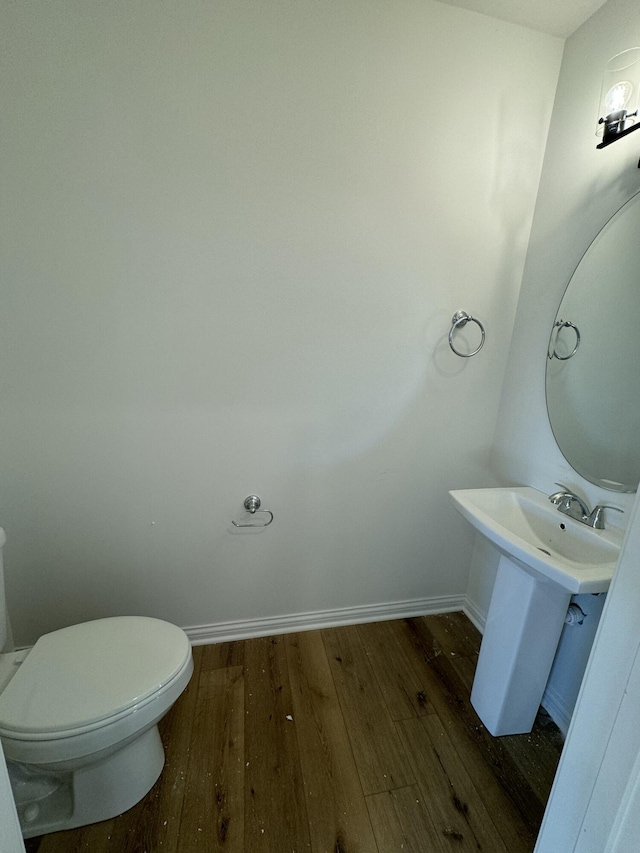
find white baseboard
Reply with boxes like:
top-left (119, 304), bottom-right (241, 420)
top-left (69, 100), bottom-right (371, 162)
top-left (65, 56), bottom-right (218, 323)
top-left (184, 594), bottom-right (465, 646)
top-left (542, 681), bottom-right (572, 737)
top-left (463, 596), bottom-right (486, 634)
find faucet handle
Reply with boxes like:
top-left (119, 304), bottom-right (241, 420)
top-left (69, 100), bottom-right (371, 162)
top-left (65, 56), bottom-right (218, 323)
top-left (588, 505), bottom-right (624, 530)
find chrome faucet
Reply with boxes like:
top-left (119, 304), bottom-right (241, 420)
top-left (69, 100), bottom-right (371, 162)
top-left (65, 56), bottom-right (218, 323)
top-left (549, 484), bottom-right (590, 521)
top-left (548, 483), bottom-right (623, 529)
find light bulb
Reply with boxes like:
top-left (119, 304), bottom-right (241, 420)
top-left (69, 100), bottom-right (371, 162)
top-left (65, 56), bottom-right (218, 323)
top-left (605, 80), bottom-right (633, 114)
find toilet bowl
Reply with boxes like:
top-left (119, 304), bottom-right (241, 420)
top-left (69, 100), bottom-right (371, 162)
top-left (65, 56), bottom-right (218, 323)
top-left (0, 528), bottom-right (193, 838)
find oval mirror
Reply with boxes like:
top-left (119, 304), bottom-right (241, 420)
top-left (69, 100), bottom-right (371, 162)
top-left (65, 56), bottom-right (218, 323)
top-left (546, 190), bottom-right (640, 493)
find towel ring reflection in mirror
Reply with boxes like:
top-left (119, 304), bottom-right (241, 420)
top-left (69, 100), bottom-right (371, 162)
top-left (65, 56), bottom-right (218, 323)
top-left (549, 319), bottom-right (581, 360)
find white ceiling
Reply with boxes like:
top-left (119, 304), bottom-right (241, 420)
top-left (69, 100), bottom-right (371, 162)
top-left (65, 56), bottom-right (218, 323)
top-left (435, 0), bottom-right (610, 38)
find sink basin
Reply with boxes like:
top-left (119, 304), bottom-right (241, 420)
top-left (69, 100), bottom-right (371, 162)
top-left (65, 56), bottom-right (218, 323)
top-left (450, 486), bottom-right (623, 593)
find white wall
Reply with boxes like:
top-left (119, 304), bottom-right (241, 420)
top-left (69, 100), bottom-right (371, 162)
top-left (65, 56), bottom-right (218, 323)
top-left (0, 0), bottom-right (562, 646)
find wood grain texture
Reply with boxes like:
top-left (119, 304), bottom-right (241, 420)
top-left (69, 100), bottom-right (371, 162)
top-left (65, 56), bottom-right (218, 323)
top-left (366, 785), bottom-right (447, 852)
top-left (425, 611), bottom-right (481, 659)
top-left (423, 699), bottom-right (536, 852)
top-left (35, 817), bottom-right (118, 853)
top-left (243, 635), bottom-right (311, 853)
top-left (27, 613), bottom-right (562, 853)
top-left (356, 619), bottom-right (436, 720)
top-left (397, 716), bottom-right (507, 852)
top-left (323, 625), bottom-right (415, 795)
top-left (285, 631), bottom-right (378, 853)
top-left (178, 665), bottom-right (245, 851)
top-left (199, 640), bottom-right (245, 673)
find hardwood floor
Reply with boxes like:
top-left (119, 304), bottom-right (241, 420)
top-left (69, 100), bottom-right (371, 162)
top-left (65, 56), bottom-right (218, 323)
top-left (28, 613), bottom-right (563, 852)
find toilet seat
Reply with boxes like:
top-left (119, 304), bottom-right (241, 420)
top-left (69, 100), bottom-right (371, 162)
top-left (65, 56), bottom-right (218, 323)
top-left (0, 616), bottom-right (191, 740)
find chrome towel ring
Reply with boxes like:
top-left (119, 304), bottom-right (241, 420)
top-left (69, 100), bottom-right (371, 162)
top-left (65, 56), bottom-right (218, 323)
top-left (548, 319), bottom-right (581, 360)
top-left (448, 310), bottom-right (486, 357)
top-left (231, 495), bottom-right (274, 528)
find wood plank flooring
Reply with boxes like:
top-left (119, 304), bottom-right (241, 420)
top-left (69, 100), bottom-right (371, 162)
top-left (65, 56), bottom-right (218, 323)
top-left (27, 612), bottom-right (563, 852)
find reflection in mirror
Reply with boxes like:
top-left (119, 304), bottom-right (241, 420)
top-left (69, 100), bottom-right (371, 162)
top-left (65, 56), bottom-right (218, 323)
top-left (546, 190), bottom-right (640, 493)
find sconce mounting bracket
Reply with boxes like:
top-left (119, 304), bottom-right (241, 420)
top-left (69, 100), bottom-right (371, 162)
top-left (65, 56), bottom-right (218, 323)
top-left (596, 120), bottom-right (640, 149)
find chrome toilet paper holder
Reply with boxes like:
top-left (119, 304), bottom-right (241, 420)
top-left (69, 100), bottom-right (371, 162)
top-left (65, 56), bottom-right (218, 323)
top-left (231, 495), bottom-right (274, 528)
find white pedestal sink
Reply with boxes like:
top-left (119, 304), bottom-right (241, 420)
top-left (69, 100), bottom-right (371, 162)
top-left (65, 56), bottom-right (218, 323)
top-left (450, 487), bottom-right (623, 736)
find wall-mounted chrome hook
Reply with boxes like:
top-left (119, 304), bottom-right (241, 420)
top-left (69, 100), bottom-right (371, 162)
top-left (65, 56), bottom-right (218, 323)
top-left (231, 495), bottom-right (274, 528)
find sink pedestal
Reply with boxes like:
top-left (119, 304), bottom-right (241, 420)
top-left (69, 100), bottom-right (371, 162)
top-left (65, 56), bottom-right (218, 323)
top-left (471, 555), bottom-right (571, 736)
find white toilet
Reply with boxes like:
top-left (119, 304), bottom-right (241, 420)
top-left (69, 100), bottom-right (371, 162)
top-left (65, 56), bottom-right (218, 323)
top-left (0, 528), bottom-right (194, 838)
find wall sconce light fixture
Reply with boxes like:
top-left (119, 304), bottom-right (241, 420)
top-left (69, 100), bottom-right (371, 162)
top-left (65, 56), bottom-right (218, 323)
top-left (596, 48), bottom-right (640, 148)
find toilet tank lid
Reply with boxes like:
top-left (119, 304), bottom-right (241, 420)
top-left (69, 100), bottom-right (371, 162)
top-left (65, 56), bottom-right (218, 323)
top-left (0, 616), bottom-right (191, 735)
